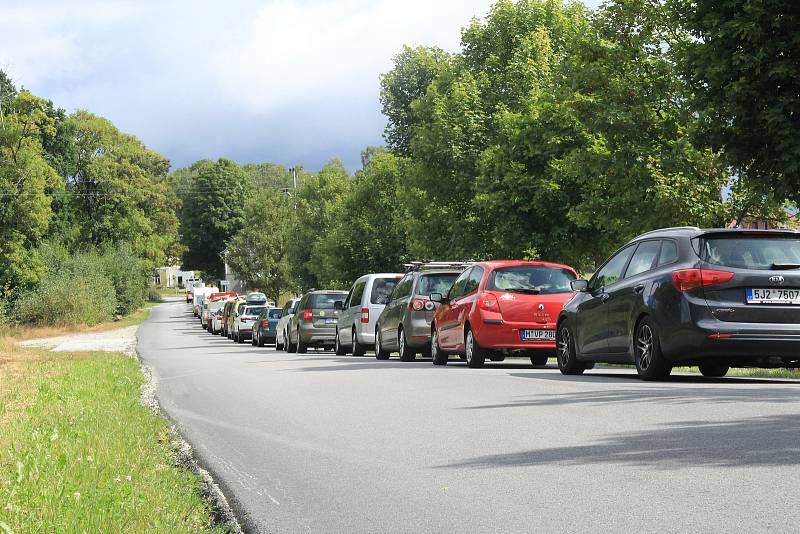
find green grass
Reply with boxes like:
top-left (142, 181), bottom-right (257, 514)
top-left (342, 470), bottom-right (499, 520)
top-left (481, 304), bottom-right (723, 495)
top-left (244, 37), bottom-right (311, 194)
top-left (0, 350), bottom-right (223, 533)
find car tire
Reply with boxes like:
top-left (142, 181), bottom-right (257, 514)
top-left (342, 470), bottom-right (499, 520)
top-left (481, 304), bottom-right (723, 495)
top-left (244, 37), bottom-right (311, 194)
top-left (276, 333), bottom-right (285, 351)
top-left (257, 332), bottom-right (265, 347)
top-left (375, 327), bottom-right (390, 360)
top-left (286, 330), bottom-right (296, 353)
top-left (530, 354), bottom-right (549, 367)
top-left (335, 330), bottom-right (348, 355)
top-left (431, 327), bottom-right (447, 366)
top-left (398, 327), bottom-right (416, 362)
top-left (296, 329), bottom-right (307, 354)
top-left (237, 331), bottom-right (245, 344)
top-left (557, 321), bottom-right (585, 375)
top-left (634, 317), bottom-right (671, 381)
top-left (699, 362), bottom-right (729, 378)
top-left (352, 329), bottom-right (366, 357)
top-left (464, 327), bottom-right (486, 368)
top-left (252, 332), bottom-right (258, 346)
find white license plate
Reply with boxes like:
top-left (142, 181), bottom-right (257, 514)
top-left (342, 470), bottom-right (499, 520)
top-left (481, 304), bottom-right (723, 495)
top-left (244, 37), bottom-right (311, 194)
top-left (325, 318), bottom-right (337, 324)
top-left (521, 329), bottom-right (556, 341)
top-left (746, 288), bottom-right (800, 305)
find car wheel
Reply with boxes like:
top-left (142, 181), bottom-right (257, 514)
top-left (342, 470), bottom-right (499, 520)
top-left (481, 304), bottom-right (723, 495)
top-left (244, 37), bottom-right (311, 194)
top-left (258, 332), bottom-right (266, 347)
top-left (286, 330), bottom-right (296, 352)
top-left (276, 333), bottom-right (284, 351)
top-left (252, 332), bottom-right (258, 346)
top-left (557, 322), bottom-right (585, 375)
top-left (398, 327), bottom-right (416, 362)
top-left (530, 354), bottom-right (549, 367)
top-left (634, 317), bottom-right (671, 381)
top-left (699, 362), bottom-right (729, 378)
top-left (335, 330), bottom-right (348, 355)
top-left (375, 327), bottom-right (390, 360)
top-left (464, 328), bottom-right (486, 368)
top-left (237, 331), bottom-right (245, 344)
top-left (296, 329), bottom-right (307, 354)
top-left (352, 329), bottom-right (366, 357)
top-left (431, 327), bottom-right (447, 366)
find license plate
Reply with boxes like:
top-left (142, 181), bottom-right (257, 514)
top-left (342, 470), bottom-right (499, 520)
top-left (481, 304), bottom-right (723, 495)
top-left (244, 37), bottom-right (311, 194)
top-left (521, 329), bottom-right (556, 341)
top-left (325, 318), bottom-right (336, 324)
top-left (746, 288), bottom-right (800, 305)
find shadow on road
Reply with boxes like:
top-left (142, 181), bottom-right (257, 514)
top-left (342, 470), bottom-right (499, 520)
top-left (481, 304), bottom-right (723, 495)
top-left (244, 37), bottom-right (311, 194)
top-left (439, 414), bottom-right (800, 470)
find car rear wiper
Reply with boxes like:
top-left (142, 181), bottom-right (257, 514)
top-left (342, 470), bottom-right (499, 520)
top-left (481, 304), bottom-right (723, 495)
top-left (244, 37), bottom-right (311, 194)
top-left (506, 288), bottom-right (541, 294)
top-left (771, 263), bottom-right (800, 270)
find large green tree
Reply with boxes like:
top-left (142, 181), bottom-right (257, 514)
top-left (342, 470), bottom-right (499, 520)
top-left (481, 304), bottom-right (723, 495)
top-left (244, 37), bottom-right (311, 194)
top-left (676, 0), bottom-right (800, 202)
top-left (175, 158), bottom-right (249, 277)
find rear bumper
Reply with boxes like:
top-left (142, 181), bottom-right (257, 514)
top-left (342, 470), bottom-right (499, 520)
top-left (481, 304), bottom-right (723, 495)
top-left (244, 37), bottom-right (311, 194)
top-left (299, 325), bottom-right (336, 343)
top-left (473, 317), bottom-right (557, 351)
top-left (404, 314), bottom-right (435, 348)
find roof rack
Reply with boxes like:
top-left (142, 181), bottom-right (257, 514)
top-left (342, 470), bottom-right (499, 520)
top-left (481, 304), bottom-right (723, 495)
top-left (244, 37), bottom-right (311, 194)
top-left (637, 226), bottom-right (701, 238)
top-left (403, 260), bottom-right (473, 273)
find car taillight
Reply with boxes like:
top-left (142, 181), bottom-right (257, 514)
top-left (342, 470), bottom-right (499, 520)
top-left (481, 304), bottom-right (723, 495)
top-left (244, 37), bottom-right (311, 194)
top-left (478, 292), bottom-right (499, 311)
top-left (303, 309), bottom-right (313, 321)
top-left (360, 308), bottom-right (369, 323)
top-left (672, 269), bottom-right (735, 292)
top-left (410, 298), bottom-right (426, 311)
top-left (241, 318), bottom-right (248, 323)
top-left (260, 320), bottom-right (269, 328)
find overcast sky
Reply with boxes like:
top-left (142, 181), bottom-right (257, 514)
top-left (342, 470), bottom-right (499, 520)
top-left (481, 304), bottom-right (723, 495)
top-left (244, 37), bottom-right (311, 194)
top-left (0, 0), bottom-right (600, 172)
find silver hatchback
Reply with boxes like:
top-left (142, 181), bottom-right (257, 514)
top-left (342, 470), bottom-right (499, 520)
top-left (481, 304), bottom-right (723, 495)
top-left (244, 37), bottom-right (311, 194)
top-left (334, 273), bottom-right (403, 356)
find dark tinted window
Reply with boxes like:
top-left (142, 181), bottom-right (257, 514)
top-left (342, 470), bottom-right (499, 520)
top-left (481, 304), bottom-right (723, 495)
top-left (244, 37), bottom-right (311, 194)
top-left (447, 270), bottom-right (471, 299)
top-left (625, 241), bottom-right (661, 278)
top-left (463, 267), bottom-right (485, 295)
top-left (268, 309), bottom-right (282, 319)
top-left (488, 265), bottom-right (576, 294)
top-left (350, 281), bottom-right (366, 308)
top-left (244, 306), bottom-right (265, 316)
top-left (417, 273), bottom-right (460, 296)
top-left (658, 240), bottom-right (679, 266)
top-left (309, 293), bottom-right (346, 309)
top-left (392, 275), bottom-right (414, 300)
top-left (592, 246), bottom-right (635, 289)
top-left (701, 236), bottom-right (800, 270)
top-left (371, 277), bottom-right (400, 304)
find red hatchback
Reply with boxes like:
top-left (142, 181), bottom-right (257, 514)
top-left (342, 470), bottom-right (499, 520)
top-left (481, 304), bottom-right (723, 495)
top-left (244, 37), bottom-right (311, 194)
top-left (429, 260), bottom-right (578, 367)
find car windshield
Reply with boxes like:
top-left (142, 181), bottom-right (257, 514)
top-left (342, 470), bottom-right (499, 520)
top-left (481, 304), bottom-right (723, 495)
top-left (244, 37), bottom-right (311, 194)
top-left (371, 277), bottom-right (400, 304)
top-left (310, 293), bottom-right (345, 309)
top-left (701, 236), bottom-right (800, 270)
top-left (416, 273), bottom-right (459, 296)
top-left (487, 265), bottom-right (576, 294)
top-left (244, 306), bottom-right (265, 316)
top-left (268, 309), bottom-right (282, 319)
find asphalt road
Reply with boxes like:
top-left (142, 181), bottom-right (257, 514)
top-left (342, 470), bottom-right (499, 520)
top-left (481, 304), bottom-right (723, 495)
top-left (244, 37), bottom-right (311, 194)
top-left (138, 301), bottom-right (800, 533)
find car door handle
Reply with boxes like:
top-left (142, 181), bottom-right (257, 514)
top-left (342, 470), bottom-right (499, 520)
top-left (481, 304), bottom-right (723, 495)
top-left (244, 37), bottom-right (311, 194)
top-left (634, 284), bottom-right (645, 294)
top-left (600, 293), bottom-right (611, 303)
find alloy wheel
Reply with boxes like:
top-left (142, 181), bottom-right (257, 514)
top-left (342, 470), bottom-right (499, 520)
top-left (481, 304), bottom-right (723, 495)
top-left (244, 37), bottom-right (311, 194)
top-left (636, 324), bottom-right (654, 371)
top-left (558, 328), bottom-right (571, 367)
top-left (465, 331), bottom-right (474, 363)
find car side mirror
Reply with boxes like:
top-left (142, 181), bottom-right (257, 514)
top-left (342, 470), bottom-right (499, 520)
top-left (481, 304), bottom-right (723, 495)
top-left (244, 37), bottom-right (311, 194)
top-left (430, 292), bottom-right (447, 304)
top-left (570, 280), bottom-right (589, 292)
top-left (334, 301), bottom-right (344, 310)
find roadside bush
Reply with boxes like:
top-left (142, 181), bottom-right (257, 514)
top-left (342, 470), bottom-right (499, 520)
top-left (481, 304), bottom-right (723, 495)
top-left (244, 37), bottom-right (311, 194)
top-left (147, 287), bottom-right (163, 303)
top-left (98, 244), bottom-right (151, 315)
top-left (15, 265), bottom-right (117, 326)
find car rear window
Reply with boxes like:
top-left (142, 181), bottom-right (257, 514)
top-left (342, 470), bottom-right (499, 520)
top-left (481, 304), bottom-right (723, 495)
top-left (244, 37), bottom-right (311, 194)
top-left (488, 265), bottom-right (576, 294)
top-left (245, 306), bottom-right (265, 316)
top-left (700, 235), bottom-right (800, 270)
top-left (416, 273), bottom-right (460, 296)
top-left (310, 293), bottom-right (346, 309)
top-left (370, 277), bottom-right (400, 304)
top-left (268, 309), bottom-right (282, 319)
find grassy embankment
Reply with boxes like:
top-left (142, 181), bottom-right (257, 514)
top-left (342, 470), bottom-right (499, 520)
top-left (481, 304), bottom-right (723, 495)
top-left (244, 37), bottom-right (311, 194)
top-left (0, 305), bottom-right (223, 533)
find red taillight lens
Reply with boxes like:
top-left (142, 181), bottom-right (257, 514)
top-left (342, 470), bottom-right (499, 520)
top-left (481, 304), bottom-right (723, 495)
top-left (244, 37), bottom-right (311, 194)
top-left (360, 308), bottom-right (369, 323)
top-left (260, 320), bottom-right (269, 328)
top-left (478, 292), bottom-right (499, 312)
top-left (410, 299), bottom-right (425, 311)
top-left (672, 269), bottom-right (735, 292)
top-left (302, 309), bottom-right (313, 321)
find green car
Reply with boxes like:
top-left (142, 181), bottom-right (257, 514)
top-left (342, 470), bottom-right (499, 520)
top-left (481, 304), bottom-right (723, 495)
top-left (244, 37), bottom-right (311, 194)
top-left (252, 307), bottom-right (283, 347)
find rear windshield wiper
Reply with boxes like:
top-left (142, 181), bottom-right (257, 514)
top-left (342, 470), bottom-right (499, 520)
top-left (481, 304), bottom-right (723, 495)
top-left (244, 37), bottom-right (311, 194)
top-left (771, 263), bottom-right (800, 270)
top-left (505, 288), bottom-right (541, 294)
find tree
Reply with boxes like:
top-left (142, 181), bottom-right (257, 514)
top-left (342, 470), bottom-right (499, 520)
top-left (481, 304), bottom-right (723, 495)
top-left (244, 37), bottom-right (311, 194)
top-left (225, 189), bottom-right (293, 304)
top-left (63, 111), bottom-right (181, 267)
top-left (315, 149), bottom-right (409, 283)
top-left (0, 91), bottom-right (61, 294)
top-left (676, 0), bottom-right (800, 202)
top-left (380, 45), bottom-right (450, 156)
top-left (174, 158), bottom-right (250, 277)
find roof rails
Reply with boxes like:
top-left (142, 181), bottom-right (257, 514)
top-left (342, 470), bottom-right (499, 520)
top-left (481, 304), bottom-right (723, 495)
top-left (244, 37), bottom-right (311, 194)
top-left (637, 226), bottom-right (701, 238)
top-left (403, 260), bottom-right (473, 273)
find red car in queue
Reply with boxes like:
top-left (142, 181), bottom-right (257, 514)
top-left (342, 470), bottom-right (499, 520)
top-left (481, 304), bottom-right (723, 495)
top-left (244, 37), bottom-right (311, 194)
top-left (429, 260), bottom-right (578, 368)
